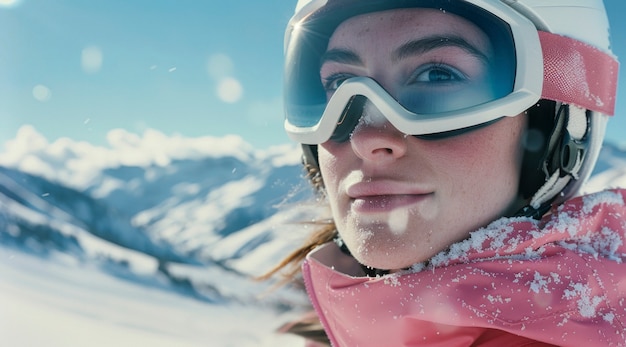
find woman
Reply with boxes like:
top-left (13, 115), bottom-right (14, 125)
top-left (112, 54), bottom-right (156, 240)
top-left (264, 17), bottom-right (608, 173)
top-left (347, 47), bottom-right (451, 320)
top-left (267, 0), bottom-right (623, 346)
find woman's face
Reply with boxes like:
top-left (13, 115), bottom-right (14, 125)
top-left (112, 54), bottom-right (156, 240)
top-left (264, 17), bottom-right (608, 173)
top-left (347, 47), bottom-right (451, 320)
top-left (318, 8), bottom-right (527, 271)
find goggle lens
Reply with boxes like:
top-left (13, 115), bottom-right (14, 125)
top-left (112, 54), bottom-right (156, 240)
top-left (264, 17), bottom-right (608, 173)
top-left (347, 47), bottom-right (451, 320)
top-left (284, 1), bottom-right (521, 144)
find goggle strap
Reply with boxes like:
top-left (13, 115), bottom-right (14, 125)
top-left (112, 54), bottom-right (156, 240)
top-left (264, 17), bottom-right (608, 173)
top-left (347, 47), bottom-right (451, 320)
top-left (540, 31), bottom-right (619, 116)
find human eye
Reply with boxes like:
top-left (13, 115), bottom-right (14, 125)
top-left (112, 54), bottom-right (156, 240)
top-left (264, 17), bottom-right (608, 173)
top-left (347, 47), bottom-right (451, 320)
top-left (410, 63), bottom-right (467, 84)
top-left (321, 73), bottom-right (354, 93)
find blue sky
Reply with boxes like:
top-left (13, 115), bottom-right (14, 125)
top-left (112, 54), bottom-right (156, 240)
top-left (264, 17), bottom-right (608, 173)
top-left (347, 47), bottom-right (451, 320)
top-left (1, 0), bottom-right (625, 150)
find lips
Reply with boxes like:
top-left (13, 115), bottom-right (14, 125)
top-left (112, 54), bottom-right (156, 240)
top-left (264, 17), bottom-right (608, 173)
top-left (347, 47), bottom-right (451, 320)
top-left (351, 194), bottom-right (431, 212)
top-left (346, 180), bottom-right (433, 213)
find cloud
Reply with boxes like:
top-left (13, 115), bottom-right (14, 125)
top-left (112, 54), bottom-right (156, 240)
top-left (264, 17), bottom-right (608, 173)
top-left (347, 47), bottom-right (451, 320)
top-left (0, 125), bottom-right (260, 190)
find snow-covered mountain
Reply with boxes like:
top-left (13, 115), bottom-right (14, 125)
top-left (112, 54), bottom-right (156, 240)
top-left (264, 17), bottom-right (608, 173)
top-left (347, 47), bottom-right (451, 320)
top-left (0, 125), bottom-right (625, 346)
top-left (0, 126), bottom-right (323, 310)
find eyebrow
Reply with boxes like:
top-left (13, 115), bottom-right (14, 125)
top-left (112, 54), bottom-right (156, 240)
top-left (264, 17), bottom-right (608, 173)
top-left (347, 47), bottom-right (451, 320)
top-left (393, 35), bottom-right (490, 64)
top-left (320, 48), bottom-right (363, 67)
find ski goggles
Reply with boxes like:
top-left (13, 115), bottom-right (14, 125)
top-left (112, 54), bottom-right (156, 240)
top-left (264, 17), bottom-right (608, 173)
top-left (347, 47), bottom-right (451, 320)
top-left (283, 0), bottom-right (619, 145)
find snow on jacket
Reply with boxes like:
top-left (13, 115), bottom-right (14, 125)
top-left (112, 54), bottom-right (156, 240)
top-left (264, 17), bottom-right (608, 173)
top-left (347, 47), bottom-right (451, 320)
top-left (303, 189), bottom-right (626, 347)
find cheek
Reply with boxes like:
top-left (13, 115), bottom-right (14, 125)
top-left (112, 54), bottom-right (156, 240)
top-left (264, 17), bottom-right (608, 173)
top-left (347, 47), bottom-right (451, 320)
top-left (442, 118), bottom-right (524, 172)
top-left (317, 143), bottom-right (348, 201)
top-left (317, 145), bottom-right (338, 184)
top-left (317, 145), bottom-right (351, 229)
top-left (430, 117), bottom-right (525, 208)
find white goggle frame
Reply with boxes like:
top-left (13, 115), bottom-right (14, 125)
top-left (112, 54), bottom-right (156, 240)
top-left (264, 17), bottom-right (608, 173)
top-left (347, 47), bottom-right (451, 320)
top-left (284, 0), bottom-right (544, 144)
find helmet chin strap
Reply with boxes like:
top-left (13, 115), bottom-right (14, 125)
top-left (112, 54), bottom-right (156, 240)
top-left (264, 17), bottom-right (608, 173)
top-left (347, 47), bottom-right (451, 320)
top-left (520, 103), bottom-right (590, 218)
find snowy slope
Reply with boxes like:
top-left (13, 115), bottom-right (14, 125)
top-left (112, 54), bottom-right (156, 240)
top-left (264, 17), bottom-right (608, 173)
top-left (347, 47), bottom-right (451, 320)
top-left (0, 125), bottom-right (625, 346)
top-left (0, 247), bottom-right (304, 347)
top-left (0, 126), bottom-right (318, 346)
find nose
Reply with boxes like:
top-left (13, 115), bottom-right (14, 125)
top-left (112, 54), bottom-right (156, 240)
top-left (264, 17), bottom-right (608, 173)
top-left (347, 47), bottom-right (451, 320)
top-left (349, 101), bottom-right (408, 162)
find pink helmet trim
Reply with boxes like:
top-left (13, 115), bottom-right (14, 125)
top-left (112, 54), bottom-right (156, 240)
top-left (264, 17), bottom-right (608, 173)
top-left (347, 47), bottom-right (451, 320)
top-left (540, 31), bottom-right (619, 116)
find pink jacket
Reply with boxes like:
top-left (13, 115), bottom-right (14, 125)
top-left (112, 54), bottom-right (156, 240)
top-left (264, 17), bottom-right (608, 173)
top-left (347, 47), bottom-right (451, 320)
top-left (303, 189), bottom-right (626, 347)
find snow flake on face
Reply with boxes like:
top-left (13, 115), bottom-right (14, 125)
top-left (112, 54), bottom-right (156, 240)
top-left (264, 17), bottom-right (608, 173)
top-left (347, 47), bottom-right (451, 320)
top-left (356, 227), bottom-right (375, 256)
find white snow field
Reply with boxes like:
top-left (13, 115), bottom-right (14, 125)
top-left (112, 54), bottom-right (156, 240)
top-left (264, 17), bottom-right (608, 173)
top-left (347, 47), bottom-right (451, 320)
top-left (0, 247), bottom-right (304, 347)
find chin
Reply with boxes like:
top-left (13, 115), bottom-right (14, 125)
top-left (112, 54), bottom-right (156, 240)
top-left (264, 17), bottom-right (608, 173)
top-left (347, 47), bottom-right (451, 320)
top-left (341, 223), bottom-right (437, 270)
top-left (352, 244), bottom-right (431, 272)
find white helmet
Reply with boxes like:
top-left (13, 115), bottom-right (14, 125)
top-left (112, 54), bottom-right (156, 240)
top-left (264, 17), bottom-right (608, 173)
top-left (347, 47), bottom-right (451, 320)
top-left (284, 0), bottom-right (619, 217)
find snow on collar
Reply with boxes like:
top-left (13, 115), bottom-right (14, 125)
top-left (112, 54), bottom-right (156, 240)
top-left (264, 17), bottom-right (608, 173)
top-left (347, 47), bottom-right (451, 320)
top-left (417, 189), bottom-right (626, 271)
